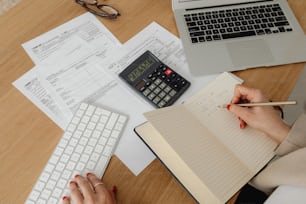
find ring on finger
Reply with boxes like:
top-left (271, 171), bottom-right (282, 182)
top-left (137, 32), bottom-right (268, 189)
top-left (93, 182), bottom-right (105, 190)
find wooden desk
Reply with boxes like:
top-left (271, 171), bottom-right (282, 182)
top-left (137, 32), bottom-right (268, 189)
top-left (0, 0), bottom-right (305, 203)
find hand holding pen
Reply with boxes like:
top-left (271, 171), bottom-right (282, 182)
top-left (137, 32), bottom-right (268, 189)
top-left (226, 84), bottom-right (292, 144)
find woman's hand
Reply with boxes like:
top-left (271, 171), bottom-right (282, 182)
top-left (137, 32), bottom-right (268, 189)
top-left (62, 173), bottom-right (117, 204)
top-left (227, 84), bottom-right (290, 143)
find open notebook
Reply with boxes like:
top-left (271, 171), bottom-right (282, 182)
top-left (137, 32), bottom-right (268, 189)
top-left (135, 72), bottom-right (278, 203)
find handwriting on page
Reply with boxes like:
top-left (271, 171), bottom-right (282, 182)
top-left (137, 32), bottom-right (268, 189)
top-left (185, 73), bottom-right (277, 172)
top-left (191, 89), bottom-right (231, 117)
top-left (189, 88), bottom-right (277, 171)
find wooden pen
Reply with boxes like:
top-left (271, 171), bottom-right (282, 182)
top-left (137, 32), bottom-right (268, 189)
top-left (220, 101), bottom-right (297, 108)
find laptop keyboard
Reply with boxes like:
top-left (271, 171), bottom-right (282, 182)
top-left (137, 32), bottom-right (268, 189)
top-left (184, 3), bottom-right (293, 43)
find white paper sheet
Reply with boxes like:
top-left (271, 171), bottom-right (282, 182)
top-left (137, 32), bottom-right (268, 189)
top-left (14, 16), bottom-right (218, 175)
top-left (14, 13), bottom-right (122, 128)
top-left (22, 12), bottom-right (121, 64)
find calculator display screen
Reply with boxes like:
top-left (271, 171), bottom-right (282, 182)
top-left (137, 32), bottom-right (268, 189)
top-left (127, 55), bottom-right (156, 82)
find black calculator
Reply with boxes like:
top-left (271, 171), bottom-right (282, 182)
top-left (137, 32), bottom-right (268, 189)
top-left (119, 51), bottom-right (190, 108)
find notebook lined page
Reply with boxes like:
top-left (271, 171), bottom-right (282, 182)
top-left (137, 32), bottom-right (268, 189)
top-left (144, 105), bottom-right (252, 202)
top-left (185, 72), bottom-right (277, 172)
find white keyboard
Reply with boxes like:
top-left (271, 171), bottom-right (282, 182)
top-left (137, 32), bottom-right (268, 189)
top-left (25, 102), bottom-right (128, 204)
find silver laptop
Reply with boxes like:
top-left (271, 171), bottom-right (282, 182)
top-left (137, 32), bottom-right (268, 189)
top-left (172, 0), bottom-right (306, 75)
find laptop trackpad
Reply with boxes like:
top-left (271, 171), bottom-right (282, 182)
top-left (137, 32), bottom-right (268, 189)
top-left (226, 39), bottom-right (274, 67)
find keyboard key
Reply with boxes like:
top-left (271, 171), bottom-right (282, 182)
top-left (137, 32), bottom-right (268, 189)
top-left (222, 31), bottom-right (256, 39)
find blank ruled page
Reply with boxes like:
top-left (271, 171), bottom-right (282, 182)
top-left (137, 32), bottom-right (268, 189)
top-left (144, 104), bottom-right (252, 202)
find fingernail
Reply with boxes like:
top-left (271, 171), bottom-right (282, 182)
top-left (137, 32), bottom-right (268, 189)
top-left (86, 172), bottom-right (92, 177)
top-left (69, 181), bottom-right (76, 185)
top-left (240, 123), bottom-right (243, 129)
top-left (62, 196), bottom-right (68, 201)
top-left (74, 174), bottom-right (80, 179)
top-left (226, 104), bottom-right (231, 110)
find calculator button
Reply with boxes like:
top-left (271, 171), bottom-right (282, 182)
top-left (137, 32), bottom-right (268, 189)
top-left (148, 84), bottom-right (156, 90)
top-left (171, 73), bottom-right (177, 78)
top-left (169, 90), bottom-right (177, 97)
top-left (158, 101), bottom-right (166, 108)
top-left (139, 86), bottom-right (146, 92)
top-left (154, 78), bottom-right (162, 85)
top-left (153, 96), bottom-right (161, 104)
top-left (159, 82), bottom-right (167, 89)
top-left (172, 83), bottom-right (179, 89)
top-left (142, 89), bottom-right (150, 96)
top-left (164, 68), bottom-right (173, 76)
top-left (164, 95), bottom-right (171, 102)
top-left (148, 93), bottom-right (156, 100)
top-left (164, 86), bottom-right (172, 93)
top-left (158, 91), bottom-right (166, 98)
top-left (159, 64), bottom-right (167, 71)
top-left (153, 87), bottom-right (161, 94)
top-left (181, 80), bottom-right (187, 85)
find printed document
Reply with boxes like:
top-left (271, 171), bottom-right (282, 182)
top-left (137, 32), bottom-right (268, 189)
top-left (22, 12), bottom-right (120, 64)
top-left (14, 13), bottom-right (121, 128)
top-left (14, 16), bottom-right (217, 175)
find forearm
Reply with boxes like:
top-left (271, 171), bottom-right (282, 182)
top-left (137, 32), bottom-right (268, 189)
top-left (275, 113), bottom-right (306, 156)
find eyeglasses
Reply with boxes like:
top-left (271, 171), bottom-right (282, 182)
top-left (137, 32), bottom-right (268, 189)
top-left (75, 0), bottom-right (120, 19)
